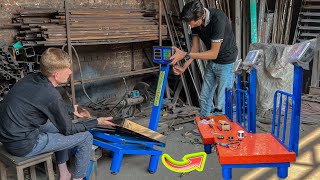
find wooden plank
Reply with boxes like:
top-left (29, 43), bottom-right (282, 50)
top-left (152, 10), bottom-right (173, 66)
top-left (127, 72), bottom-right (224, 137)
top-left (303, 5), bottom-right (320, 9)
top-left (97, 118), bottom-right (166, 143)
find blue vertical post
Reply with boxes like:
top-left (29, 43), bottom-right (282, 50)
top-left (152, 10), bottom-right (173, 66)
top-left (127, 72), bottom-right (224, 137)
top-left (149, 64), bottom-right (170, 131)
top-left (249, 69), bottom-right (257, 133)
top-left (292, 65), bottom-right (303, 155)
top-left (236, 74), bottom-right (242, 123)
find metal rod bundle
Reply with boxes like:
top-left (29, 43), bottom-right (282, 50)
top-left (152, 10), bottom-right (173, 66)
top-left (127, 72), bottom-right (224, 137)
top-left (11, 8), bottom-right (168, 46)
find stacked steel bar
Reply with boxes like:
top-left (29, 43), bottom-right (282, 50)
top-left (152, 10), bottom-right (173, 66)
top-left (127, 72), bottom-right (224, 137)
top-left (12, 8), bottom-right (167, 46)
top-left (294, 0), bottom-right (320, 43)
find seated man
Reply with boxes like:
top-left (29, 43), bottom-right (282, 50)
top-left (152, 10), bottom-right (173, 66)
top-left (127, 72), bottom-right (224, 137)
top-left (0, 48), bottom-right (115, 180)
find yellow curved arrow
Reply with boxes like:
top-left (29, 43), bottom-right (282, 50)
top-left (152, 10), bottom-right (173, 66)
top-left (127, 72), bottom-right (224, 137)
top-left (161, 152), bottom-right (207, 173)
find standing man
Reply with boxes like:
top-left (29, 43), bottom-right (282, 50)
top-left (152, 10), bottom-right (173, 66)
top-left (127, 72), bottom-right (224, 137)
top-left (0, 48), bottom-right (115, 180)
top-left (170, 0), bottom-right (237, 117)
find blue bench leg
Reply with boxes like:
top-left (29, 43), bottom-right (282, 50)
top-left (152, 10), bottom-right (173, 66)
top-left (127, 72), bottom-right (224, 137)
top-left (277, 166), bottom-right (288, 178)
top-left (222, 167), bottom-right (232, 180)
top-left (85, 161), bottom-right (95, 180)
top-left (204, 144), bottom-right (212, 154)
top-left (110, 152), bottom-right (123, 174)
top-left (148, 155), bottom-right (160, 173)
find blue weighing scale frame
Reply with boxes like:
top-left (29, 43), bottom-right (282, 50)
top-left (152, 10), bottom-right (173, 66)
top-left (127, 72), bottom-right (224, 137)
top-left (87, 46), bottom-right (172, 177)
top-left (222, 46), bottom-right (306, 180)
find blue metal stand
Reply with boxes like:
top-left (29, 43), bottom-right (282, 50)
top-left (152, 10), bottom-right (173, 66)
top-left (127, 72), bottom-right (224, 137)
top-left (223, 63), bottom-right (304, 179)
top-left (292, 65), bottom-right (303, 156)
top-left (88, 47), bottom-right (171, 176)
top-left (91, 130), bottom-right (165, 174)
top-left (249, 69), bottom-right (256, 133)
top-left (149, 64), bottom-right (170, 131)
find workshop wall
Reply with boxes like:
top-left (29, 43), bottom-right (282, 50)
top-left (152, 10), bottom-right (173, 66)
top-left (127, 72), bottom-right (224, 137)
top-left (72, 42), bottom-right (154, 104)
top-left (0, 0), bottom-right (159, 105)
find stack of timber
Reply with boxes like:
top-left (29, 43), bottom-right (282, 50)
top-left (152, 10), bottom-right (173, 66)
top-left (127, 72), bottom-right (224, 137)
top-left (11, 8), bottom-right (167, 46)
top-left (294, 0), bottom-right (320, 43)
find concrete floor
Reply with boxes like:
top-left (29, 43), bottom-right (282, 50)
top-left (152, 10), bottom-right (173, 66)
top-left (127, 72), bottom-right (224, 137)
top-left (95, 122), bottom-right (320, 180)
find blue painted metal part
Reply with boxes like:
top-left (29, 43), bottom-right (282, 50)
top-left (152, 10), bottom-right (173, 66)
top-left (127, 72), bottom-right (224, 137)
top-left (91, 132), bottom-right (164, 174)
top-left (225, 88), bottom-right (233, 121)
top-left (236, 74), bottom-right (242, 123)
top-left (292, 65), bottom-right (303, 155)
top-left (91, 130), bottom-right (165, 148)
top-left (249, 68), bottom-right (256, 133)
top-left (149, 64), bottom-right (170, 131)
top-left (272, 90), bottom-right (295, 151)
top-left (227, 62), bottom-right (303, 179)
top-left (88, 52), bottom-right (170, 175)
top-left (85, 161), bottom-right (94, 180)
top-left (204, 144), bottom-right (212, 154)
top-left (235, 88), bottom-right (250, 132)
top-left (221, 162), bottom-right (290, 180)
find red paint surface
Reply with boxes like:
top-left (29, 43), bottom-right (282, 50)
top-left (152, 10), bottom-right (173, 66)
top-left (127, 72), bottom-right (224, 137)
top-left (196, 115), bottom-right (296, 164)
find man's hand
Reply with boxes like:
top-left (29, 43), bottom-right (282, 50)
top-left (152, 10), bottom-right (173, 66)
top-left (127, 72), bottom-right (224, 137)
top-left (74, 105), bottom-right (91, 118)
top-left (173, 65), bottom-right (185, 75)
top-left (170, 46), bottom-right (187, 65)
top-left (97, 117), bottom-right (116, 127)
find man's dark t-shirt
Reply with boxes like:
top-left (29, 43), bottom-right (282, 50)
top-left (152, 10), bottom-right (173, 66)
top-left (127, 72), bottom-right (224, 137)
top-left (192, 8), bottom-right (238, 64)
top-left (0, 73), bottom-right (98, 156)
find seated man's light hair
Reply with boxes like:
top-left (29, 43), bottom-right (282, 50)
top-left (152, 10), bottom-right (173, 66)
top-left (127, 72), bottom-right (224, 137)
top-left (40, 48), bottom-right (71, 77)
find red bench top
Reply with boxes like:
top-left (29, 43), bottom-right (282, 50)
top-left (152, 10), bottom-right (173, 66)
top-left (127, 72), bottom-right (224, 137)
top-left (196, 115), bottom-right (296, 164)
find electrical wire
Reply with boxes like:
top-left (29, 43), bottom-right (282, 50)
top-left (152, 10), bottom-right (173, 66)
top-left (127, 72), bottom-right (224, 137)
top-left (62, 45), bottom-right (135, 117)
top-left (62, 44), bottom-right (99, 105)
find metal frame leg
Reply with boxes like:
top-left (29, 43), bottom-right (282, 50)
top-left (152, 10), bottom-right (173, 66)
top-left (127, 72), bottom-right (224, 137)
top-left (148, 155), bottom-right (160, 173)
top-left (204, 144), bottom-right (212, 154)
top-left (277, 166), bottom-right (288, 178)
top-left (222, 167), bottom-right (232, 180)
top-left (110, 152), bottom-right (123, 174)
top-left (86, 161), bottom-right (95, 180)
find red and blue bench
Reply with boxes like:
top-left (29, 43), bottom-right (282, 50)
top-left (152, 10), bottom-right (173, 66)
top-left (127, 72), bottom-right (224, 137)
top-left (197, 63), bottom-right (303, 180)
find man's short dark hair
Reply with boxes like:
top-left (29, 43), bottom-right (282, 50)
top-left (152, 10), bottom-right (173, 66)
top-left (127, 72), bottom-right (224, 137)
top-left (180, 0), bottom-right (204, 22)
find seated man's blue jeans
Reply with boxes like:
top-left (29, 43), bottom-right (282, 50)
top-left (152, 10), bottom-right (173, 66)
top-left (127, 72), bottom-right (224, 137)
top-left (199, 61), bottom-right (234, 117)
top-left (24, 120), bottom-right (93, 179)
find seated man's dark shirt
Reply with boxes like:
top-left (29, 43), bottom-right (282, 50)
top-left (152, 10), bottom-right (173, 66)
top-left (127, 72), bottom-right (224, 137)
top-left (0, 73), bottom-right (97, 156)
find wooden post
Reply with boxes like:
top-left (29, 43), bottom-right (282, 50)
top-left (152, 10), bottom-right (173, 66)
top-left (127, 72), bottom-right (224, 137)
top-left (64, 1), bottom-right (76, 105)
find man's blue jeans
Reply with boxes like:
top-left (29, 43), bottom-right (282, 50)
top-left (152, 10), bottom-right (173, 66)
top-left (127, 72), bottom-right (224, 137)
top-left (199, 61), bottom-right (234, 117)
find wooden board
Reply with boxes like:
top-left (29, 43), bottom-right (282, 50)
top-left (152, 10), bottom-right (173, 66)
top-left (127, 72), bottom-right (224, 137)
top-left (97, 118), bottom-right (166, 144)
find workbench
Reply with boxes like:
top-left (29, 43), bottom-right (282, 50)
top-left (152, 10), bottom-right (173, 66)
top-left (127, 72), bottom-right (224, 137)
top-left (196, 115), bottom-right (297, 180)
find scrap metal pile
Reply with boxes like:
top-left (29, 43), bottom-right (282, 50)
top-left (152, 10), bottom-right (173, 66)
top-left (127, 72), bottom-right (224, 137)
top-left (10, 8), bottom-right (167, 46)
top-left (0, 42), bottom-right (39, 101)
